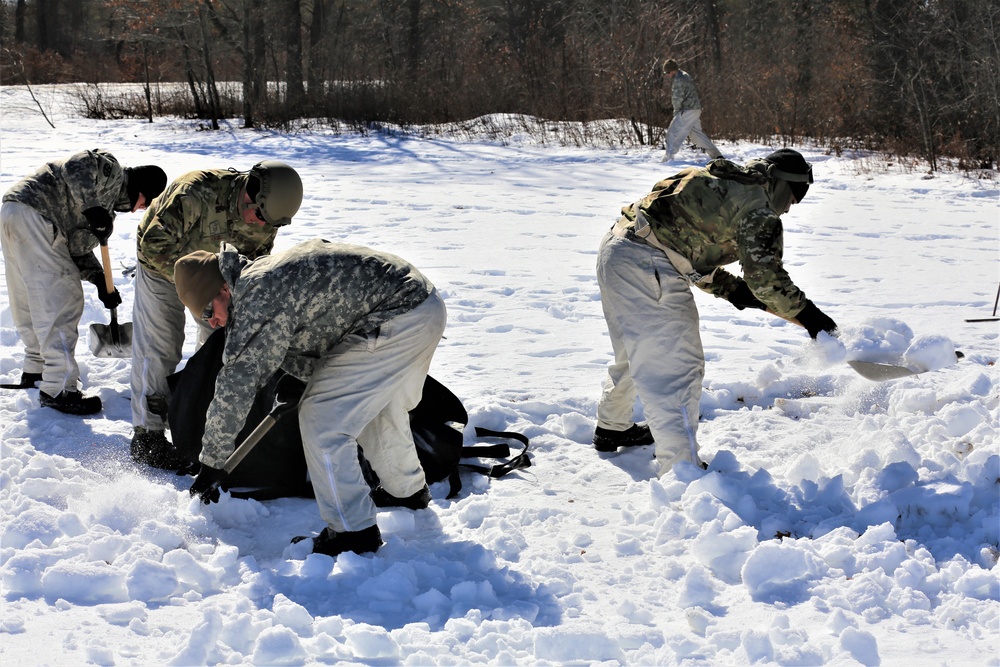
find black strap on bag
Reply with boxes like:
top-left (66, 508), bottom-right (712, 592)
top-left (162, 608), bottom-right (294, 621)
top-left (439, 427), bottom-right (531, 499)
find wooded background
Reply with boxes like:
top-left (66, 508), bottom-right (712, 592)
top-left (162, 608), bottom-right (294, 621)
top-left (3, 0), bottom-right (997, 170)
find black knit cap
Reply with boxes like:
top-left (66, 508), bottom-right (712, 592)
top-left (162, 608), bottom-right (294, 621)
top-left (125, 165), bottom-right (167, 209)
top-left (764, 149), bottom-right (813, 203)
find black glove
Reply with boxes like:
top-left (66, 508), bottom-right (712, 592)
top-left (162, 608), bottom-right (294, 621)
top-left (83, 207), bottom-right (114, 244)
top-left (795, 300), bottom-right (838, 339)
top-left (189, 464), bottom-right (228, 504)
top-left (95, 280), bottom-right (122, 310)
top-left (727, 281), bottom-right (768, 311)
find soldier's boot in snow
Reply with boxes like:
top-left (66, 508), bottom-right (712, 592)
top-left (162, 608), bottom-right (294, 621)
top-left (593, 423), bottom-right (654, 452)
top-left (293, 525), bottom-right (383, 557)
top-left (130, 428), bottom-right (187, 470)
top-left (39, 389), bottom-right (102, 415)
top-left (371, 484), bottom-right (431, 510)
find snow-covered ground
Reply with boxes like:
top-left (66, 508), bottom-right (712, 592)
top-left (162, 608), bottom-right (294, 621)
top-left (1, 85), bottom-right (997, 666)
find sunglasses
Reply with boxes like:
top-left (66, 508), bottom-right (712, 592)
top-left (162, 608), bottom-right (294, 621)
top-left (201, 301), bottom-right (215, 322)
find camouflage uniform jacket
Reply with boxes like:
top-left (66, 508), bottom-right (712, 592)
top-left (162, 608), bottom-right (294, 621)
top-left (136, 169), bottom-right (278, 283)
top-left (671, 70), bottom-right (702, 114)
top-left (2, 149), bottom-right (131, 283)
top-left (199, 239), bottom-right (435, 468)
top-left (619, 166), bottom-right (808, 319)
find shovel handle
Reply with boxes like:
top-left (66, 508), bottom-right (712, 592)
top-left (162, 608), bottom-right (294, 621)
top-left (99, 244), bottom-right (115, 293)
top-left (220, 394), bottom-right (301, 475)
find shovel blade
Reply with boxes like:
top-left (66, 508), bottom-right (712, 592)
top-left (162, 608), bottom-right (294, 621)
top-left (89, 321), bottom-right (134, 358)
top-left (847, 360), bottom-right (919, 381)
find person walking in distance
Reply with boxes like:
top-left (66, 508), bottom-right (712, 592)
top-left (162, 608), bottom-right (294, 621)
top-left (661, 58), bottom-right (723, 164)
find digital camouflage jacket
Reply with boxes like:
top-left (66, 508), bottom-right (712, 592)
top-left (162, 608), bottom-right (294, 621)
top-left (199, 239), bottom-right (435, 468)
top-left (3, 149), bottom-right (131, 282)
top-left (619, 165), bottom-right (809, 319)
top-left (671, 70), bottom-right (702, 114)
top-left (136, 169), bottom-right (278, 282)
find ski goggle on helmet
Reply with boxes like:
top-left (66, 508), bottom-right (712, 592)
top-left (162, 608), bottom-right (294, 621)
top-left (243, 160), bottom-right (303, 227)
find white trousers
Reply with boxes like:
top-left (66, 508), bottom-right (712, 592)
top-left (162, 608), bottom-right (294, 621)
top-left (0, 201), bottom-right (84, 396)
top-left (596, 231), bottom-right (703, 475)
top-left (299, 290), bottom-right (447, 533)
top-left (663, 109), bottom-right (723, 161)
top-left (130, 264), bottom-right (213, 429)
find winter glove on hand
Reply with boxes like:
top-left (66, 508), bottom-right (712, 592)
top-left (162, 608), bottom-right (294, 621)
top-left (95, 280), bottom-right (122, 310)
top-left (82, 207), bottom-right (114, 244)
top-left (795, 300), bottom-right (838, 339)
top-left (189, 465), bottom-right (228, 504)
top-left (727, 281), bottom-right (768, 311)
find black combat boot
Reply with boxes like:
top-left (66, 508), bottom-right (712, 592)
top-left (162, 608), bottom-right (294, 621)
top-left (371, 484), bottom-right (432, 510)
top-left (39, 390), bottom-right (102, 416)
top-left (593, 423), bottom-right (654, 452)
top-left (130, 428), bottom-right (187, 470)
top-left (293, 525), bottom-right (383, 557)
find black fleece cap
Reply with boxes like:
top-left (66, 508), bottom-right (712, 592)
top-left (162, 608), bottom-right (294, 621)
top-left (126, 165), bottom-right (167, 209)
top-left (764, 149), bottom-right (813, 203)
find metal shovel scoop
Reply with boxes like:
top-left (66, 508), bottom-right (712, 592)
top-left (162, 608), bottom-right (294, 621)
top-left (847, 351), bottom-right (964, 382)
top-left (88, 243), bottom-right (133, 358)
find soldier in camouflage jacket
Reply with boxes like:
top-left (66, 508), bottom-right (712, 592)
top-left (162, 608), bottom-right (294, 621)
top-left (593, 149), bottom-right (837, 476)
top-left (661, 59), bottom-right (722, 164)
top-left (175, 239), bottom-right (447, 557)
top-left (129, 162), bottom-right (302, 469)
top-left (0, 149), bottom-right (165, 415)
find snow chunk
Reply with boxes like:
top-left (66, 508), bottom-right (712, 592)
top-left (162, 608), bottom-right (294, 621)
top-left (272, 593), bottom-right (315, 635)
top-left (251, 626), bottom-right (309, 665)
top-left (343, 623), bottom-right (401, 660)
top-left (903, 334), bottom-right (958, 372)
top-left (742, 542), bottom-right (826, 604)
top-left (126, 558), bottom-right (179, 602)
top-left (839, 627), bottom-right (880, 665)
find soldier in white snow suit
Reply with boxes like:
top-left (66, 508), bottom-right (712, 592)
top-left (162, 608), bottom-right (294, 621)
top-left (176, 239), bottom-right (447, 557)
top-left (129, 161), bottom-right (302, 469)
top-left (594, 149), bottom-right (838, 475)
top-left (661, 59), bottom-right (723, 164)
top-left (1, 150), bottom-right (166, 415)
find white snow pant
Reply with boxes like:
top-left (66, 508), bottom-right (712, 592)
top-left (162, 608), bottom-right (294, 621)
top-left (130, 264), bottom-right (213, 430)
top-left (298, 290), bottom-right (447, 533)
top-left (0, 201), bottom-right (85, 397)
top-left (596, 230), bottom-right (704, 476)
top-left (663, 109), bottom-right (723, 161)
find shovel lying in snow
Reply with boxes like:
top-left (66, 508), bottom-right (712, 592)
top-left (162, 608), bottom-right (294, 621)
top-left (847, 351), bottom-right (964, 382)
top-left (88, 243), bottom-right (133, 358)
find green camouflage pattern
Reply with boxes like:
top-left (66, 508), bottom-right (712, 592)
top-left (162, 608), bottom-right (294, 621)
top-left (620, 166), bottom-right (809, 318)
top-left (199, 239), bottom-right (435, 468)
top-left (136, 170), bottom-right (279, 282)
top-left (671, 70), bottom-right (702, 114)
top-left (3, 149), bottom-right (130, 257)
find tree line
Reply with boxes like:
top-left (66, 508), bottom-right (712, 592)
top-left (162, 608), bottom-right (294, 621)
top-left (2, 0), bottom-right (997, 171)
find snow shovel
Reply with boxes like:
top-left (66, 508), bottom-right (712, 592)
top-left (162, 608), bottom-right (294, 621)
top-left (88, 243), bottom-right (133, 358)
top-left (847, 351), bottom-right (964, 382)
